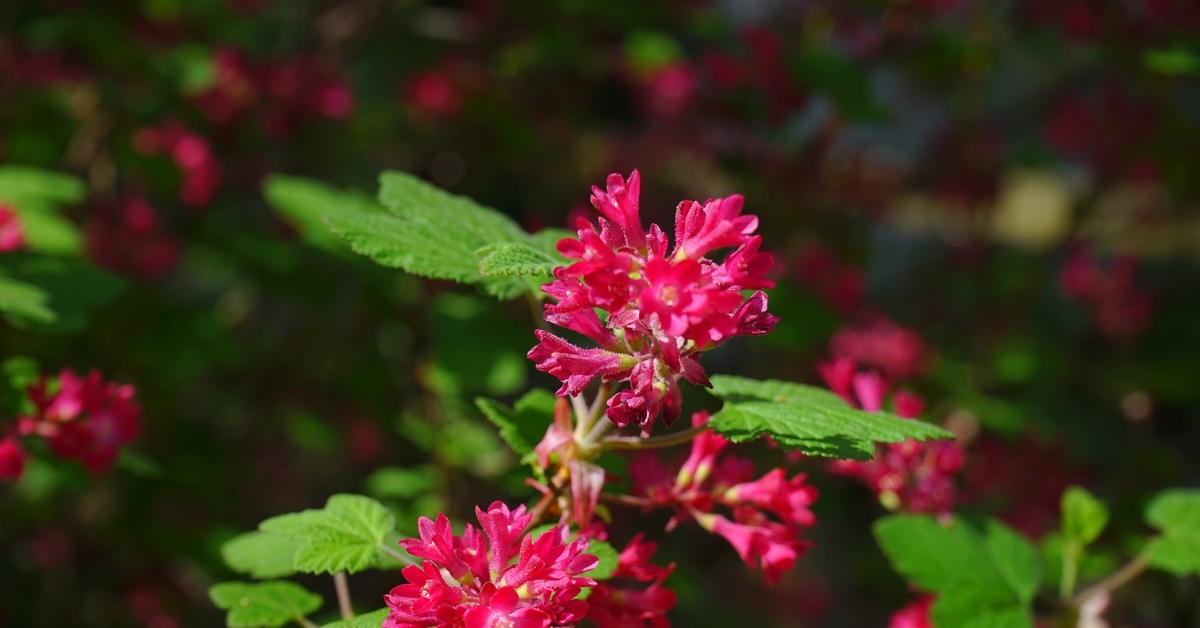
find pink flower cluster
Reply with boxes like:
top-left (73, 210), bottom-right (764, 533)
top-left (7, 369), bottom-right (142, 477)
top-left (0, 204), bottom-right (26, 252)
top-left (628, 412), bottom-right (817, 583)
top-left (528, 170), bottom-right (778, 432)
top-left (829, 319), bottom-right (928, 382)
top-left (132, 122), bottom-right (223, 208)
top-left (888, 596), bottom-right (934, 628)
top-left (821, 358), bottom-right (963, 516)
top-left (585, 535), bottom-right (676, 628)
top-left (191, 47), bottom-right (354, 134)
top-left (1059, 246), bottom-right (1152, 340)
top-left (86, 197), bottom-right (181, 280)
top-left (385, 502), bottom-right (598, 628)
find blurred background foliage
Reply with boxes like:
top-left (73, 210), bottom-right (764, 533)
top-left (1, 0), bottom-right (1199, 625)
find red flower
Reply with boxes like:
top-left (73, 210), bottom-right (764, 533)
top-left (0, 436), bottom-right (27, 481)
top-left (132, 122), bottom-right (223, 208)
top-left (18, 369), bottom-right (141, 475)
top-left (385, 502), bottom-right (598, 628)
top-left (86, 197), bottom-right (182, 280)
top-left (0, 204), bottom-right (26, 252)
top-left (585, 535), bottom-right (677, 628)
top-left (530, 171), bottom-right (778, 433)
top-left (888, 596), bottom-right (934, 628)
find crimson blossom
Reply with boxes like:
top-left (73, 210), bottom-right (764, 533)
top-left (627, 412), bottom-right (818, 584)
top-left (0, 204), bottom-right (25, 252)
top-left (16, 369), bottom-right (141, 475)
top-left (384, 502), bottom-right (599, 628)
top-left (528, 170), bottom-right (778, 433)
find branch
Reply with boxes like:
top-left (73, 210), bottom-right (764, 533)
top-left (333, 571), bottom-right (353, 620)
top-left (602, 424), bottom-right (709, 451)
top-left (1072, 554), bottom-right (1150, 607)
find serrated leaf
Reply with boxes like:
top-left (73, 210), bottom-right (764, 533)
top-left (1144, 489), bottom-right (1200, 576)
top-left (0, 275), bottom-right (55, 323)
top-left (1062, 486), bottom-right (1109, 546)
top-left (221, 531), bottom-right (300, 579)
top-left (322, 608), bottom-right (390, 628)
top-left (209, 581), bottom-right (322, 628)
top-left (874, 515), bottom-right (1037, 628)
top-left (708, 376), bottom-right (953, 460)
top-left (259, 494), bottom-right (397, 574)
top-left (475, 389), bottom-right (558, 457)
top-left (477, 242), bottom-right (562, 278)
top-left (263, 175), bottom-right (381, 255)
top-left (323, 171), bottom-right (561, 301)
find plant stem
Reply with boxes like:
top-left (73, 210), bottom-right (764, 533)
top-left (1072, 554), bottom-right (1150, 608)
top-left (602, 423), bottom-right (708, 451)
top-left (380, 543), bottom-right (417, 566)
top-left (1060, 541), bottom-right (1080, 601)
top-left (598, 493), bottom-right (655, 508)
top-left (334, 571), bottom-right (353, 620)
top-left (522, 485), bottom-right (561, 535)
top-left (296, 616), bottom-right (320, 628)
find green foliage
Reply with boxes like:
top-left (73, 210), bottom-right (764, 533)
top-left (322, 608), bottom-right (390, 628)
top-left (220, 531), bottom-right (300, 579)
top-left (259, 494), bottom-right (397, 575)
top-left (1144, 489), bottom-right (1200, 576)
top-left (323, 171), bottom-right (561, 300)
top-left (366, 465), bottom-right (438, 500)
top-left (209, 581), bottom-right (323, 628)
top-left (793, 49), bottom-right (887, 122)
top-left (874, 515), bottom-right (1040, 628)
top-left (0, 255), bottom-right (124, 331)
top-left (0, 166), bottom-right (86, 255)
top-left (707, 376), bottom-right (953, 460)
top-left (475, 388), bottom-right (559, 458)
top-left (0, 276), bottom-right (55, 323)
top-left (1061, 486), bottom-right (1109, 546)
top-left (1145, 48), bottom-right (1200, 75)
top-left (476, 242), bottom-right (562, 278)
top-left (583, 538), bottom-right (620, 581)
top-left (262, 175), bottom-right (382, 255)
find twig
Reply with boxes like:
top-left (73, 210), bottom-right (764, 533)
top-left (1072, 554), bottom-right (1150, 607)
top-left (598, 493), bottom-right (655, 509)
top-left (333, 571), bottom-right (353, 620)
top-left (296, 616), bottom-right (321, 628)
top-left (602, 423), bottom-right (709, 451)
top-left (522, 486), bottom-right (561, 535)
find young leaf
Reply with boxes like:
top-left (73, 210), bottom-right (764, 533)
top-left (708, 376), bottom-right (953, 460)
top-left (209, 581), bottom-right (322, 628)
top-left (259, 494), bottom-right (397, 574)
top-left (1061, 486), bottom-right (1109, 546)
top-left (322, 608), bottom-right (390, 628)
top-left (475, 388), bottom-right (558, 457)
top-left (874, 515), bottom-right (1038, 628)
top-left (1144, 489), bottom-right (1200, 576)
top-left (0, 255), bottom-right (124, 332)
top-left (0, 166), bottom-right (88, 211)
top-left (220, 531), bottom-right (301, 579)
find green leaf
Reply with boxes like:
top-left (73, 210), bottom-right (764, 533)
top-left (259, 494), bottom-right (397, 574)
top-left (17, 211), bottom-right (83, 255)
top-left (794, 49), bottom-right (887, 122)
top-left (262, 175), bottom-right (381, 255)
top-left (475, 389), bottom-right (558, 457)
top-left (477, 242), bottom-right (562, 278)
top-left (583, 538), bottom-right (620, 581)
top-left (221, 531), bottom-right (300, 579)
top-left (0, 166), bottom-right (87, 210)
top-left (209, 581), bottom-right (322, 628)
top-left (324, 171), bottom-right (560, 300)
top-left (322, 608), bottom-right (390, 628)
top-left (708, 376), bottom-right (953, 460)
top-left (874, 515), bottom-right (1038, 628)
top-left (1061, 486), bottom-right (1109, 546)
top-left (1144, 489), bottom-right (1200, 576)
top-left (0, 255), bottom-right (124, 332)
top-left (0, 275), bottom-right (55, 323)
